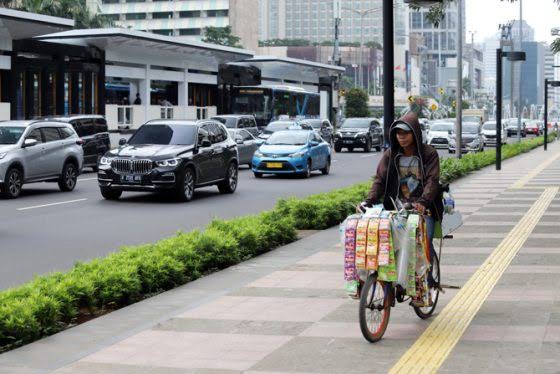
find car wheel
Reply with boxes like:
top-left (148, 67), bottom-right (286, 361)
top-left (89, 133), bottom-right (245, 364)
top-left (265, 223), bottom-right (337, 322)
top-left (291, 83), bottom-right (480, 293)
top-left (363, 139), bottom-right (371, 153)
top-left (301, 159), bottom-right (312, 178)
top-left (254, 172), bottom-right (263, 178)
top-left (91, 155), bottom-right (102, 172)
top-left (218, 162), bottom-right (238, 194)
top-left (2, 167), bottom-right (23, 199)
top-left (375, 138), bottom-right (383, 151)
top-left (175, 167), bottom-right (195, 202)
top-left (321, 157), bottom-right (331, 175)
top-left (334, 145), bottom-right (342, 153)
top-left (100, 187), bottom-right (122, 200)
top-left (58, 162), bottom-right (78, 192)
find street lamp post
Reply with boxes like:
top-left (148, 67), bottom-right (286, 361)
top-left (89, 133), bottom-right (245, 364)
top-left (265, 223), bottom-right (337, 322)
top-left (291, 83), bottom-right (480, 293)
top-left (544, 79), bottom-right (560, 151)
top-left (496, 49), bottom-right (526, 170)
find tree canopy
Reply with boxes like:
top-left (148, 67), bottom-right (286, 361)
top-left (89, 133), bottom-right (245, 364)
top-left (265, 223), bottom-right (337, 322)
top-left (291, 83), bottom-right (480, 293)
top-left (202, 26), bottom-right (243, 48)
top-left (7, 0), bottom-right (111, 28)
top-left (345, 88), bottom-right (370, 118)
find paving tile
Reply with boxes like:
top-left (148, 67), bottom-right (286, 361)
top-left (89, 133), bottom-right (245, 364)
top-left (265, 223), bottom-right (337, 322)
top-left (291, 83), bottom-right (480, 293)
top-left (246, 271), bottom-right (342, 289)
top-left (57, 362), bottom-right (239, 374)
top-left (176, 296), bottom-right (346, 322)
top-left (83, 330), bottom-right (293, 371)
top-left (248, 337), bottom-right (408, 374)
top-left (228, 286), bottom-right (347, 299)
top-left (154, 318), bottom-right (313, 336)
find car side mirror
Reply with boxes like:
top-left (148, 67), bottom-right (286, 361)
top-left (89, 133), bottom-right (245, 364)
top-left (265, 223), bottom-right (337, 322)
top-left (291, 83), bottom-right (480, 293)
top-left (22, 138), bottom-right (38, 148)
top-left (448, 130), bottom-right (453, 135)
top-left (200, 139), bottom-right (212, 148)
top-left (310, 141), bottom-right (320, 147)
top-left (119, 138), bottom-right (127, 146)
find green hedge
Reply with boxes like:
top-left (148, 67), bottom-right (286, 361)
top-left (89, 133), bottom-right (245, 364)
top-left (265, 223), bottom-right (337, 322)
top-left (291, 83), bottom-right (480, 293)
top-left (0, 134), bottom-right (555, 351)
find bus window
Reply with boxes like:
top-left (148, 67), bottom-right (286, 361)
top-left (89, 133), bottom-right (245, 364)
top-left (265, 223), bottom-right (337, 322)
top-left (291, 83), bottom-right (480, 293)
top-left (273, 91), bottom-right (291, 118)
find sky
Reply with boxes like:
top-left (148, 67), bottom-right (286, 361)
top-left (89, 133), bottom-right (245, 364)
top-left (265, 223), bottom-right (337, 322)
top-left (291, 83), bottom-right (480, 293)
top-left (466, 0), bottom-right (560, 44)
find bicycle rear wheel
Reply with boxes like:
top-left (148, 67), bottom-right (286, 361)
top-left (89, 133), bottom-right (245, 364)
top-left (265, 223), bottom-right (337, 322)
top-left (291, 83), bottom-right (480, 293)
top-left (359, 273), bottom-right (392, 343)
top-left (414, 253), bottom-right (440, 319)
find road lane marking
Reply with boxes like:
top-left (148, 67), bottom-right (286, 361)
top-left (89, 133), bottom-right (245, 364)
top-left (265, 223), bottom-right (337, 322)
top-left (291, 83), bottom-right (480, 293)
top-left (511, 153), bottom-right (560, 188)
top-left (359, 153), bottom-right (377, 158)
top-left (389, 187), bottom-right (558, 374)
top-left (17, 198), bottom-right (88, 211)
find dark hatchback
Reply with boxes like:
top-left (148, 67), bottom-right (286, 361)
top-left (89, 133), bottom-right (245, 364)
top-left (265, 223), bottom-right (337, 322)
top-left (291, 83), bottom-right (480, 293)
top-left (97, 120), bottom-right (239, 201)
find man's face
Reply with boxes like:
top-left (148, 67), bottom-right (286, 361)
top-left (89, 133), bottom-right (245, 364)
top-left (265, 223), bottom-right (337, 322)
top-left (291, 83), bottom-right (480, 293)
top-left (396, 128), bottom-right (414, 149)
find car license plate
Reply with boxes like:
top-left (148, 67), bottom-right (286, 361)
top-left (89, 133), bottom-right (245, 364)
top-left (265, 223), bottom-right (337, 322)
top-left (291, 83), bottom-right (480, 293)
top-left (344, 140), bottom-right (354, 144)
top-left (266, 162), bottom-right (283, 169)
top-left (121, 174), bottom-right (142, 183)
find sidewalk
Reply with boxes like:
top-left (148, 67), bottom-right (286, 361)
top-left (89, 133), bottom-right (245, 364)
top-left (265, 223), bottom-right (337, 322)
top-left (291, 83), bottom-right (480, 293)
top-left (2, 141), bottom-right (560, 373)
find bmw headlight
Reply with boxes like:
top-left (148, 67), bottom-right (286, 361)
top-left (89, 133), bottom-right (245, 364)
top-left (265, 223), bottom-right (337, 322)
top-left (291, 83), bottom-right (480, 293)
top-left (99, 156), bottom-right (114, 165)
top-left (289, 151), bottom-right (306, 158)
top-left (254, 150), bottom-right (264, 158)
top-left (355, 132), bottom-right (368, 137)
top-left (469, 139), bottom-right (480, 146)
top-left (0, 152), bottom-right (6, 159)
top-left (156, 158), bottom-right (181, 167)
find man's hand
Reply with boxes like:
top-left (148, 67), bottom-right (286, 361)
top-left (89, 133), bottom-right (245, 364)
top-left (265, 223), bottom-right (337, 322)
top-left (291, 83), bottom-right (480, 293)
top-left (413, 202), bottom-right (427, 215)
top-left (356, 202), bottom-right (367, 213)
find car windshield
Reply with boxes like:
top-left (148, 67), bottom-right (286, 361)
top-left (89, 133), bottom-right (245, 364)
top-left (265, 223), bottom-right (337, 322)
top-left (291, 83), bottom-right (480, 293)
top-left (463, 116), bottom-right (480, 123)
top-left (462, 124), bottom-right (479, 134)
top-left (483, 122), bottom-right (496, 130)
top-left (266, 131), bottom-right (308, 145)
top-left (213, 117), bottom-right (238, 128)
top-left (341, 119), bottom-right (370, 128)
top-left (0, 126), bottom-right (25, 144)
top-left (430, 123), bottom-right (454, 132)
top-left (128, 124), bottom-right (197, 145)
top-left (266, 121), bottom-right (295, 131)
top-left (301, 120), bottom-right (322, 129)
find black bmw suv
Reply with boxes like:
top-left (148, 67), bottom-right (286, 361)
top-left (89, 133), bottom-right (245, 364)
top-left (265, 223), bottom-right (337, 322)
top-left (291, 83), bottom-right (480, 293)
top-left (97, 120), bottom-right (239, 201)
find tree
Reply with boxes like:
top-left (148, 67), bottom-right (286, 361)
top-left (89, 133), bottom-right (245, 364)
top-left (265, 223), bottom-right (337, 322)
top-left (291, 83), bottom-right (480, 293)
top-left (11, 0), bottom-right (112, 28)
top-left (462, 77), bottom-right (471, 97)
top-left (202, 26), bottom-right (243, 48)
top-left (259, 39), bottom-right (310, 47)
top-left (345, 88), bottom-right (370, 118)
top-left (412, 0), bottom-right (560, 53)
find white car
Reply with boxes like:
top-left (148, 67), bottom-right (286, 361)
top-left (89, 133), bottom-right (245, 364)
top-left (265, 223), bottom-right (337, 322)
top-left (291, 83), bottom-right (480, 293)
top-left (426, 121), bottom-right (455, 148)
top-left (481, 121), bottom-right (507, 146)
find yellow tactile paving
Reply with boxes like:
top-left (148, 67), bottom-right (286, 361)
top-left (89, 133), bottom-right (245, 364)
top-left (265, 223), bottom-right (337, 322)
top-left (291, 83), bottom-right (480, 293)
top-left (389, 187), bottom-right (558, 374)
top-left (510, 153), bottom-right (560, 188)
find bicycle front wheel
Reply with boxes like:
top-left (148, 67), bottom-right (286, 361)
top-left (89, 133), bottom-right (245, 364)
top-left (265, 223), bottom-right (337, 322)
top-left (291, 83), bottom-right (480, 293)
top-left (359, 273), bottom-right (392, 343)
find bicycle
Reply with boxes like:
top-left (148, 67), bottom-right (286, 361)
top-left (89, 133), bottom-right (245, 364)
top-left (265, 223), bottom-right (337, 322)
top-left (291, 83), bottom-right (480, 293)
top-left (356, 199), bottom-right (450, 343)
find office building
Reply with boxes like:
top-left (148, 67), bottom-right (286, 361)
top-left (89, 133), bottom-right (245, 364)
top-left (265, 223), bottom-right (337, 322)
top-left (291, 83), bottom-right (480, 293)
top-left (259, 0), bottom-right (408, 45)
top-left (97, 0), bottom-right (259, 50)
top-left (409, 1), bottom-right (466, 95)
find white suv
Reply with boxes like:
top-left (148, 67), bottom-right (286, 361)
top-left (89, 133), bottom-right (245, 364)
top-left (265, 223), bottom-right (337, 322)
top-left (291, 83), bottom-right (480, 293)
top-left (0, 120), bottom-right (84, 199)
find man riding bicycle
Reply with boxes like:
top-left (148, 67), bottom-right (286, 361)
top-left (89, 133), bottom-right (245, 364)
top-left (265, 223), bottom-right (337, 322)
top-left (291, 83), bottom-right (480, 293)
top-left (359, 112), bottom-right (443, 284)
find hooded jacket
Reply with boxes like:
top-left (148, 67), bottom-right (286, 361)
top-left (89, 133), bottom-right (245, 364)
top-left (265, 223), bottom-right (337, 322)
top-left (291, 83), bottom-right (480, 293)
top-left (365, 112), bottom-right (444, 221)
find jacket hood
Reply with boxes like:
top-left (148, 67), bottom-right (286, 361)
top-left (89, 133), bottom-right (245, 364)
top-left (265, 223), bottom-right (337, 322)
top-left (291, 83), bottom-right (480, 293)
top-left (389, 112), bottom-right (424, 156)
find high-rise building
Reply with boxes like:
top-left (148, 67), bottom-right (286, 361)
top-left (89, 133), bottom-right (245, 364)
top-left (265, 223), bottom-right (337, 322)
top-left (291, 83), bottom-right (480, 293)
top-left (504, 41), bottom-right (545, 108)
top-left (97, 0), bottom-right (258, 50)
top-left (545, 44), bottom-right (555, 81)
top-left (482, 34), bottom-right (500, 93)
top-left (259, 0), bottom-right (408, 45)
top-left (510, 20), bottom-right (535, 42)
top-left (409, 1), bottom-right (466, 95)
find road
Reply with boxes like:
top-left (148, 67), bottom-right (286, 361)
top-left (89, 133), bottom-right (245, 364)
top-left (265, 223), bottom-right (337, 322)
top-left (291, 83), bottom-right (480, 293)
top-left (0, 142), bottom-right (481, 290)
